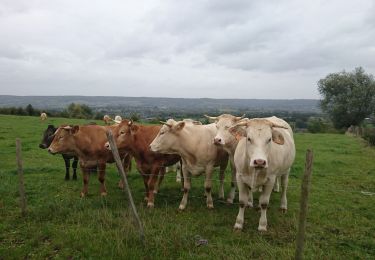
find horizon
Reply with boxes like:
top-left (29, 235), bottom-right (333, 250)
top-left (1, 1), bottom-right (374, 99)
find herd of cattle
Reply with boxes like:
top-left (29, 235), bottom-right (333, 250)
top-left (39, 113), bottom-right (295, 232)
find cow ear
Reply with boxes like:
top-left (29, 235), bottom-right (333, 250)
top-left (71, 125), bottom-right (79, 134)
top-left (174, 121), bottom-right (185, 131)
top-left (130, 124), bottom-right (139, 133)
top-left (229, 126), bottom-right (246, 141)
top-left (272, 129), bottom-right (285, 145)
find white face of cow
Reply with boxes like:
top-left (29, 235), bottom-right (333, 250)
top-left (150, 119), bottom-right (185, 154)
top-left (231, 119), bottom-right (286, 169)
top-left (205, 114), bottom-right (245, 148)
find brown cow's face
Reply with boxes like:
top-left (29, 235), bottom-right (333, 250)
top-left (150, 119), bottom-right (184, 154)
top-left (109, 120), bottom-right (134, 151)
top-left (48, 126), bottom-right (78, 154)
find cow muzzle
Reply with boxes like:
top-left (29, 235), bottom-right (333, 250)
top-left (253, 159), bottom-right (267, 169)
top-left (39, 143), bottom-right (47, 149)
top-left (213, 137), bottom-right (223, 145)
top-left (48, 147), bottom-right (57, 155)
top-left (104, 142), bottom-right (111, 150)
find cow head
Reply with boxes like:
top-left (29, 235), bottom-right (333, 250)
top-left (205, 114), bottom-right (246, 148)
top-left (230, 118), bottom-right (287, 169)
top-left (48, 125), bottom-right (79, 154)
top-left (149, 119), bottom-right (185, 154)
top-left (39, 124), bottom-right (57, 149)
top-left (105, 119), bottom-right (136, 151)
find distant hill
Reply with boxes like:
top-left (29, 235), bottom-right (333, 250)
top-left (0, 96), bottom-right (320, 114)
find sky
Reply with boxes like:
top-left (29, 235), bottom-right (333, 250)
top-left (0, 0), bottom-right (374, 99)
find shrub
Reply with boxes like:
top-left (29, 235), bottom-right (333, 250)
top-left (363, 128), bottom-right (375, 146)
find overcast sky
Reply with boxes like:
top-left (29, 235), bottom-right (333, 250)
top-left (0, 0), bottom-right (374, 99)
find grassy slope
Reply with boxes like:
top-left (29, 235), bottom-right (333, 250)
top-left (0, 115), bottom-right (374, 259)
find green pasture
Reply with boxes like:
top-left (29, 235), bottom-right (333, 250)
top-left (0, 115), bottom-right (374, 259)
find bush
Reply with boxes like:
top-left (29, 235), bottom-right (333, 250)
top-left (363, 128), bottom-right (375, 146)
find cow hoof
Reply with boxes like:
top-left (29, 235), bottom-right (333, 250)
top-left (258, 226), bottom-right (267, 232)
top-left (247, 202), bottom-right (254, 208)
top-left (118, 183), bottom-right (124, 190)
top-left (147, 202), bottom-right (154, 208)
top-left (234, 223), bottom-right (243, 231)
top-left (226, 198), bottom-right (234, 204)
top-left (207, 204), bottom-right (214, 210)
top-left (178, 204), bottom-right (186, 211)
top-left (279, 208), bottom-right (287, 214)
top-left (153, 190), bottom-right (158, 194)
top-left (144, 197), bottom-right (148, 202)
top-left (80, 192), bottom-right (86, 198)
top-left (101, 192), bottom-right (107, 196)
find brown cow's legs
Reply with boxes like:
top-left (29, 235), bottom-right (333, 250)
top-left (154, 166), bottom-right (166, 194)
top-left (98, 163), bottom-right (107, 196)
top-left (146, 166), bottom-right (160, 208)
top-left (80, 166), bottom-right (90, 197)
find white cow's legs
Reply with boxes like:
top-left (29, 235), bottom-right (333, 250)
top-left (280, 170), bottom-right (289, 212)
top-left (258, 179), bottom-right (274, 232)
top-left (179, 165), bottom-right (191, 210)
top-left (205, 165), bottom-right (214, 209)
top-left (234, 174), bottom-right (249, 230)
top-left (273, 176), bottom-right (280, 192)
top-left (227, 160), bottom-right (237, 204)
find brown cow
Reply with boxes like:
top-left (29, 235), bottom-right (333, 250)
top-left (105, 119), bottom-right (180, 208)
top-left (48, 124), bottom-right (131, 197)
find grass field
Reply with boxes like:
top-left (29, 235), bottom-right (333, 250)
top-left (1, 114), bottom-right (375, 259)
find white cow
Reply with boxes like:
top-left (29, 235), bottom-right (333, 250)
top-left (166, 161), bottom-right (182, 182)
top-left (205, 114), bottom-right (245, 204)
top-left (103, 115), bottom-right (112, 125)
top-left (230, 117), bottom-right (295, 231)
top-left (150, 119), bottom-right (229, 210)
top-left (114, 115), bottom-right (122, 124)
top-left (40, 112), bottom-right (47, 121)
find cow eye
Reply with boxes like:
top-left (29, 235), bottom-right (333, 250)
top-left (160, 131), bottom-right (164, 135)
top-left (267, 138), bottom-right (272, 143)
top-left (120, 130), bottom-right (125, 135)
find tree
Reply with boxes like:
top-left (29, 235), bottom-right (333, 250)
top-left (66, 103), bottom-right (93, 119)
top-left (318, 67), bottom-right (375, 129)
top-left (25, 104), bottom-right (35, 116)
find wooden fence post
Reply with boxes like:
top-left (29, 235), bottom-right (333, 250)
top-left (295, 149), bottom-right (314, 260)
top-left (16, 138), bottom-right (27, 216)
top-left (106, 130), bottom-right (145, 245)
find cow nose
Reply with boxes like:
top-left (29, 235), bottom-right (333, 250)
top-left (254, 159), bottom-right (266, 167)
top-left (214, 138), bottom-right (221, 144)
top-left (105, 143), bottom-right (110, 149)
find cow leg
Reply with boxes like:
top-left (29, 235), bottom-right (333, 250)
top-left (98, 163), bottom-right (107, 196)
top-left (280, 170), bottom-right (289, 212)
top-left (141, 172), bottom-right (150, 202)
top-left (205, 165), bottom-right (214, 209)
top-left (218, 165), bottom-right (225, 200)
top-left (146, 166), bottom-right (160, 208)
top-left (234, 176), bottom-right (249, 230)
top-left (258, 178), bottom-right (275, 232)
top-left (118, 154), bottom-right (131, 189)
top-left (273, 176), bottom-right (280, 192)
top-left (227, 160), bottom-right (237, 204)
top-left (63, 156), bottom-right (70, 180)
top-left (154, 166), bottom-right (165, 194)
top-left (80, 166), bottom-right (90, 197)
top-left (179, 165), bottom-right (191, 210)
top-left (72, 156), bottom-right (78, 180)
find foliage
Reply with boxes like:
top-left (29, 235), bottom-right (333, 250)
top-left (65, 103), bottom-right (93, 119)
top-left (130, 113), bottom-right (140, 122)
top-left (1, 115), bottom-right (375, 259)
top-left (363, 128), bottom-right (375, 146)
top-left (318, 67), bottom-right (375, 129)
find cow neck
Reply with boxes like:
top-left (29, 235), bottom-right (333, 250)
top-left (173, 127), bottom-right (197, 165)
top-left (129, 125), bottom-right (159, 160)
top-left (73, 125), bottom-right (105, 159)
